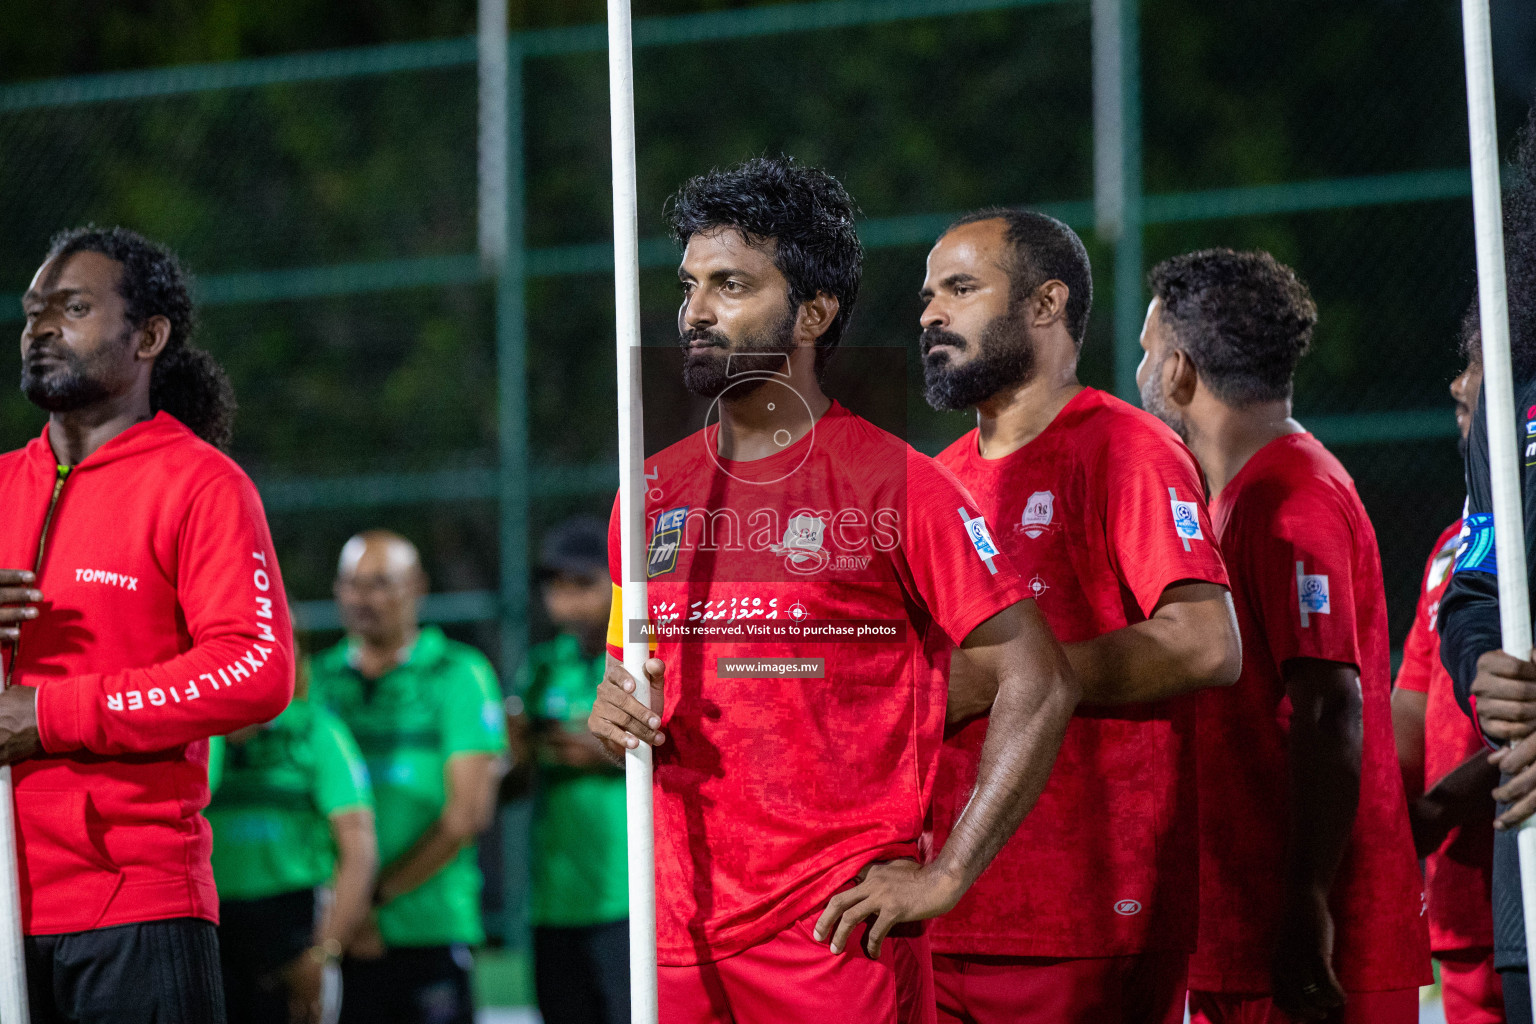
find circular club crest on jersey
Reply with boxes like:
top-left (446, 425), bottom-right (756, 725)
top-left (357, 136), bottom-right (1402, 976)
top-left (773, 515), bottom-right (831, 575)
top-left (1113, 899), bottom-right (1142, 916)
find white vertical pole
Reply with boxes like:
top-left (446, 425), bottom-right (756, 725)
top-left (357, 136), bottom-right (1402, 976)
top-left (1459, 0), bottom-right (1536, 1005)
top-left (478, 0), bottom-right (509, 271)
top-left (1091, 0), bottom-right (1123, 242)
top-left (606, 2), bottom-right (659, 1022)
top-left (0, 662), bottom-right (29, 1023)
top-left (1105, 0), bottom-right (1144, 400)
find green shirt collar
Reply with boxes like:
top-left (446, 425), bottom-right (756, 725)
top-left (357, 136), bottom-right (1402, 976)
top-left (343, 624), bottom-right (448, 677)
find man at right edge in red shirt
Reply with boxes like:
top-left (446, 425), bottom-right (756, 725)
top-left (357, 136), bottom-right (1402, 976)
top-left (917, 208), bottom-right (1242, 1024)
top-left (1390, 314), bottom-right (1502, 1024)
top-left (1138, 248), bottom-right (1430, 1023)
top-left (0, 227), bottom-right (295, 1022)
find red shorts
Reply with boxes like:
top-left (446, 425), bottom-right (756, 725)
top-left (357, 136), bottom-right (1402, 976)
top-left (658, 912), bottom-right (935, 1024)
top-left (1438, 948), bottom-right (1504, 1024)
top-left (932, 951), bottom-right (1188, 1024)
top-left (1186, 988), bottom-right (1419, 1024)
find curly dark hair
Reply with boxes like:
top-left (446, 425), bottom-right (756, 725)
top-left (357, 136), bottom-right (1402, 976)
top-left (945, 207), bottom-right (1094, 348)
top-left (664, 156), bottom-right (862, 370)
top-left (1459, 300), bottom-right (1483, 368)
top-left (1147, 249), bottom-right (1317, 407)
top-left (46, 226), bottom-right (236, 450)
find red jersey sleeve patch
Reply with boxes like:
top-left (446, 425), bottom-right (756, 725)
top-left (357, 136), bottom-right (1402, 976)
top-left (1250, 488), bottom-right (1362, 671)
top-left (1102, 426), bottom-right (1229, 616)
top-left (892, 452), bottom-right (1031, 645)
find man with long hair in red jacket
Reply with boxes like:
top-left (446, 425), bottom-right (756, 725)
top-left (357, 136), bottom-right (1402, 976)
top-left (0, 226), bottom-right (295, 1023)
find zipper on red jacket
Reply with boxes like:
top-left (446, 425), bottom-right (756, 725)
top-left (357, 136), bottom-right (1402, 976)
top-left (5, 465), bottom-right (74, 683)
top-left (32, 465), bottom-right (74, 578)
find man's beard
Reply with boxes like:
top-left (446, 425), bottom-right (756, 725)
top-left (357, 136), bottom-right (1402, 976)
top-left (680, 306), bottom-right (797, 399)
top-left (921, 307), bottom-right (1035, 412)
top-left (20, 344), bottom-right (114, 412)
top-left (1138, 353), bottom-right (1188, 442)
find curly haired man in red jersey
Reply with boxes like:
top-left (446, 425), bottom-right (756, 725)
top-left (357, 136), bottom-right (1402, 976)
top-left (1139, 248), bottom-right (1429, 1024)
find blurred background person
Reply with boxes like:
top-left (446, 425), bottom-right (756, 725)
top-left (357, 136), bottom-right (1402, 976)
top-left (309, 531), bottom-right (508, 1024)
top-left (208, 652), bottom-right (379, 1024)
top-left (1390, 314), bottom-right (1502, 1024)
top-left (505, 516), bottom-right (629, 1024)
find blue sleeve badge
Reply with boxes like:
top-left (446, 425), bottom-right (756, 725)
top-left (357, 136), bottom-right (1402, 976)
top-left (957, 506), bottom-right (1000, 575)
top-left (1295, 561), bottom-right (1331, 628)
top-left (1454, 513), bottom-right (1497, 576)
top-left (1168, 488), bottom-right (1203, 552)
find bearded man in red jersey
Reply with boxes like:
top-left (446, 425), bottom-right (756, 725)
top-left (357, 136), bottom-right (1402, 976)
top-left (917, 208), bottom-right (1241, 1024)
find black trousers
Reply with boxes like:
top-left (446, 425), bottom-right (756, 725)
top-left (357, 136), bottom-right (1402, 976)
top-left (338, 945), bottom-right (474, 1024)
top-left (534, 920), bottom-right (629, 1024)
top-left (1507, 968), bottom-right (1534, 1024)
top-left (25, 916), bottom-right (226, 1024)
top-left (218, 888), bottom-right (319, 1024)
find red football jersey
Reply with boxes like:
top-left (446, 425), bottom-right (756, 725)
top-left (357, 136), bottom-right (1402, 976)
top-left (1190, 432), bottom-right (1430, 993)
top-left (606, 402), bottom-right (1031, 966)
top-left (931, 387), bottom-right (1229, 956)
top-left (1394, 519), bottom-right (1494, 954)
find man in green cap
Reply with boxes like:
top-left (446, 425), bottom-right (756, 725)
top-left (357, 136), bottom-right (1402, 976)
top-left (507, 516), bottom-right (628, 1024)
top-left (308, 530), bottom-right (507, 1024)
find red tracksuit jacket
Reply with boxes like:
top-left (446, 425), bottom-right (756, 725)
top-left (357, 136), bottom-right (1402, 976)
top-left (0, 413), bottom-right (294, 935)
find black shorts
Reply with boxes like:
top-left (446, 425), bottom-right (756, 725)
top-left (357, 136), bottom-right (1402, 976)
top-left (26, 916), bottom-right (226, 1024)
top-left (218, 888), bottom-right (320, 1024)
top-left (534, 920), bottom-right (629, 1024)
top-left (339, 945), bottom-right (474, 1024)
top-left (218, 887), bottom-right (319, 976)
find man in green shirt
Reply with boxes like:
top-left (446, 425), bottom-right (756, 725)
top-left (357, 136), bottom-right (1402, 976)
top-left (508, 517), bottom-right (628, 1024)
top-left (309, 531), bottom-right (507, 1024)
top-left (208, 685), bottom-right (378, 1024)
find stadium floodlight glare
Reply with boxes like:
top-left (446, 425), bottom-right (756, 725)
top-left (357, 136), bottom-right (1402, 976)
top-left (0, 662), bottom-right (27, 1023)
top-left (606, 1), bottom-right (660, 1022)
top-left (1459, 0), bottom-right (1536, 1007)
